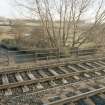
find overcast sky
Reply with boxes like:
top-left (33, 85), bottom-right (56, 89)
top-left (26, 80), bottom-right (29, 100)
top-left (0, 0), bottom-right (13, 18)
top-left (0, 0), bottom-right (25, 19)
top-left (0, 0), bottom-right (105, 21)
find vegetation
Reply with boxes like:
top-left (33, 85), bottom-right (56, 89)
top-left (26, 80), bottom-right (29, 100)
top-left (9, 0), bottom-right (105, 51)
top-left (1, 39), bottom-right (17, 46)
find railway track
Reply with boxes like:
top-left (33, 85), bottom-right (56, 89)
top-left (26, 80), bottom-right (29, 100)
top-left (42, 77), bottom-right (105, 105)
top-left (0, 56), bottom-right (105, 96)
top-left (1, 56), bottom-right (105, 105)
top-left (5, 76), bottom-right (105, 105)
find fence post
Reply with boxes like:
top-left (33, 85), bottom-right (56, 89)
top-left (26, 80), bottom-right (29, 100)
top-left (8, 51), bottom-right (15, 65)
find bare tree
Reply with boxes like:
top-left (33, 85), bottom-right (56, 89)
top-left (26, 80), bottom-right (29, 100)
top-left (14, 0), bottom-right (105, 49)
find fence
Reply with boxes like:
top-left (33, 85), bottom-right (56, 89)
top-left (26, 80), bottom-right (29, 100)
top-left (0, 47), bottom-right (99, 64)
